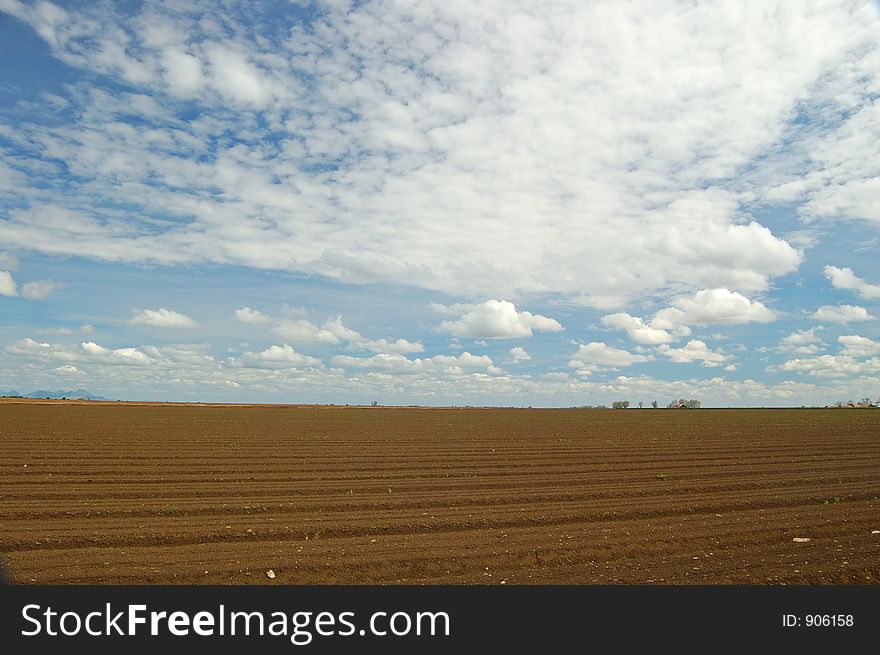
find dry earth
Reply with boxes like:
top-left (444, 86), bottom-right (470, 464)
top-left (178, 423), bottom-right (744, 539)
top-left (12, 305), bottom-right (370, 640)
top-left (1, 400), bottom-right (878, 584)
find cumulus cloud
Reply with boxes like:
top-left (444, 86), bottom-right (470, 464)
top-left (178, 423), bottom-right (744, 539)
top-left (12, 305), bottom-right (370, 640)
top-left (271, 315), bottom-right (363, 345)
top-left (140, 344), bottom-right (215, 365)
top-left (436, 300), bottom-right (563, 339)
top-left (657, 340), bottom-right (730, 367)
top-left (6, 338), bottom-right (77, 361)
top-left (773, 327), bottom-right (825, 355)
top-left (601, 313), bottom-right (673, 345)
top-left (272, 318), bottom-right (340, 344)
top-left (509, 346), bottom-right (531, 362)
top-left (271, 315), bottom-right (422, 354)
top-left (0, 270), bottom-right (17, 297)
top-left (811, 304), bottom-right (873, 324)
top-left (53, 365), bottom-right (81, 374)
top-left (330, 351), bottom-right (500, 376)
top-left (837, 335), bottom-right (880, 358)
top-left (604, 289), bottom-right (773, 346)
top-left (322, 316), bottom-right (362, 343)
top-left (234, 307), bottom-right (272, 324)
top-left (568, 342), bottom-right (651, 375)
top-left (7, 337), bottom-right (223, 374)
top-left (233, 344), bottom-right (322, 369)
top-left (131, 307), bottom-right (197, 328)
top-left (824, 265), bottom-right (880, 300)
top-left (360, 338), bottom-right (424, 355)
top-left (81, 341), bottom-right (153, 365)
top-left (21, 279), bottom-right (59, 300)
top-left (774, 354), bottom-right (880, 378)
top-left (653, 289), bottom-right (776, 328)
top-left (772, 333), bottom-right (880, 378)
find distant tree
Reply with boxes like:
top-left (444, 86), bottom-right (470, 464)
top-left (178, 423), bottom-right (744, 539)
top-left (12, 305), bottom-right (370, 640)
top-left (651, 400), bottom-right (658, 409)
top-left (686, 399), bottom-right (701, 409)
top-left (638, 401), bottom-right (643, 409)
top-left (860, 397), bottom-right (872, 406)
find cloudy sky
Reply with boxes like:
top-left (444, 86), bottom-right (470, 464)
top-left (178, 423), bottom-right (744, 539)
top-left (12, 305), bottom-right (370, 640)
top-left (1, 0), bottom-right (879, 406)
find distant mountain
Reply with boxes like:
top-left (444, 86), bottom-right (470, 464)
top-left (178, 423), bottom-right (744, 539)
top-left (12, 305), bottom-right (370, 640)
top-left (0, 388), bottom-right (108, 400)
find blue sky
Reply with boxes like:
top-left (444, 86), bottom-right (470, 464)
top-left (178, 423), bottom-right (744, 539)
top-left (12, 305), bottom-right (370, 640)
top-left (0, 0), bottom-right (879, 406)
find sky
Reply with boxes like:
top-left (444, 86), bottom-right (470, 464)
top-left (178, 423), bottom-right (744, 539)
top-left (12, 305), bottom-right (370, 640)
top-left (0, 0), bottom-right (878, 407)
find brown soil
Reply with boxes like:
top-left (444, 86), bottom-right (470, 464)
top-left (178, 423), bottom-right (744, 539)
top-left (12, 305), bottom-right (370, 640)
top-left (1, 400), bottom-right (878, 584)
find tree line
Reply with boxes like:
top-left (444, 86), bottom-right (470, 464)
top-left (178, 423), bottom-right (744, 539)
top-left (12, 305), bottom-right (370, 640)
top-left (608, 399), bottom-right (701, 409)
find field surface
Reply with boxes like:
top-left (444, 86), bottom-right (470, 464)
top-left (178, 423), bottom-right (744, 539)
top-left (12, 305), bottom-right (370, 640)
top-left (1, 400), bottom-right (878, 584)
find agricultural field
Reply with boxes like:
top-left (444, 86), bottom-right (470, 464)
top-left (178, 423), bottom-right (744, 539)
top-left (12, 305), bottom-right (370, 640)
top-left (1, 400), bottom-right (878, 585)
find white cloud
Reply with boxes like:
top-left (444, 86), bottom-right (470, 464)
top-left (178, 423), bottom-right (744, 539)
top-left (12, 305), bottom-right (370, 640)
top-left (824, 265), bottom-right (880, 300)
top-left (774, 355), bottom-right (880, 378)
top-left (0, 270), bottom-right (17, 297)
top-left (21, 279), bottom-right (59, 300)
top-left (81, 341), bottom-right (153, 365)
top-left (80, 324), bottom-right (95, 333)
top-left (568, 342), bottom-right (651, 375)
top-left (271, 316), bottom-right (360, 345)
top-left (436, 300), bottom-right (563, 339)
top-left (837, 335), bottom-right (880, 358)
top-left (270, 314), bottom-right (421, 354)
top-left (131, 307), bottom-right (197, 328)
top-left (140, 344), bottom-right (215, 365)
top-left (7, 337), bottom-right (222, 372)
top-left (653, 289), bottom-right (776, 328)
top-left (233, 344), bottom-right (322, 369)
top-left (3, 333), bottom-right (877, 408)
top-left (657, 340), bottom-right (730, 367)
top-left (360, 338), bottom-right (424, 355)
top-left (322, 316), bottom-right (362, 343)
top-left (777, 328), bottom-right (824, 354)
top-left (272, 318), bottom-right (341, 344)
top-left (605, 289), bottom-right (774, 346)
top-left (330, 351), bottom-right (500, 376)
top-left (509, 346), bottom-right (531, 362)
top-left (161, 47), bottom-right (205, 97)
top-left (205, 46), bottom-right (272, 107)
top-left (601, 312), bottom-right (673, 345)
top-left (811, 304), bottom-right (873, 324)
top-left (53, 365), bottom-right (81, 374)
top-left (772, 333), bottom-right (880, 378)
top-left (234, 307), bottom-right (272, 324)
top-left (0, 1), bottom-right (842, 305)
top-left (7, 337), bottom-right (77, 361)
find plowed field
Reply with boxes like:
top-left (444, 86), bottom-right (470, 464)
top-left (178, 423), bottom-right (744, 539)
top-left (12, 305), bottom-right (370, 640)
top-left (1, 400), bottom-right (878, 584)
